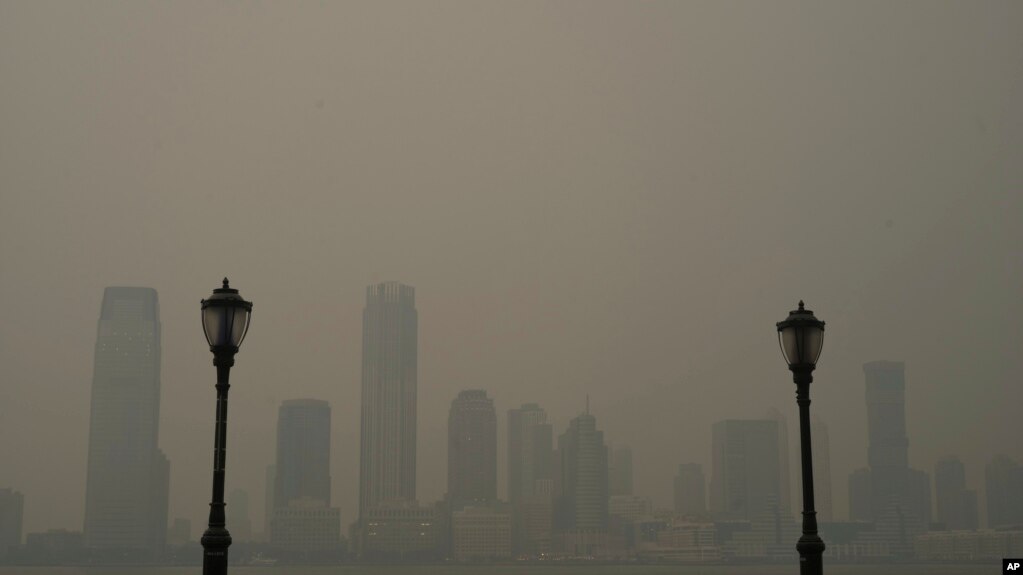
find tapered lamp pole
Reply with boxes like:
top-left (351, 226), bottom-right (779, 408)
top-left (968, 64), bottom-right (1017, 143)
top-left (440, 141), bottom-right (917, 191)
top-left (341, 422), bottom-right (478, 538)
top-left (199, 278), bottom-right (252, 575)
top-left (777, 301), bottom-right (826, 575)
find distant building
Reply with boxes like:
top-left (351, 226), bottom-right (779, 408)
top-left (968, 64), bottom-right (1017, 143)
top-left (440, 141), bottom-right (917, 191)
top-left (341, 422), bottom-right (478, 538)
top-left (270, 497), bottom-right (341, 552)
top-left (83, 287), bottom-right (169, 554)
top-left (264, 464), bottom-right (276, 540)
top-left (555, 411), bottom-right (609, 532)
top-left (916, 529), bottom-right (1023, 561)
top-left (673, 463), bottom-right (707, 517)
top-left (811, 416), bottom-right (833, 522)
top-left (227, 488), bottom-right (253, 542)
top-left (359, 502), bottom-right (441, 560)
top-left (507, 403), bottom-right (553, 555)
top-left (609, 446), bottom-right (633, 496)
top-left (609, 495), bottom-right (652, 522)
top-left (275, 399), bottom-right (332, 508)
top-left (25, 530), bottom-right (83, 561)
top-left (985, 454), bottom-right (1023, 528)
top-left (710, 419), bottom-right (784, 521)
top-left (0, 488), bottom-right (24, 558)
top-left (719, 497), bottom-right (800, 560)
top-left (517, 480), bottom-right (554, 557)
top-left (641, 520), bottom-right (719, 562)
top-left (848, 467), bottom-right (872, 522)
top-left (270, 399), bottom-right (340, 550)
top-left (359, 282), bottom-right (418, 519)
top-left (448, 390), bottom-right (497, 506)
top-left (765, 408), bottom-right (792, 513)
top-left (934, 456), bottom-right (978, 531)
top-left (860, 361), bottom-right (931, 532)
top-left (451, 505), bottom-right (512, 561)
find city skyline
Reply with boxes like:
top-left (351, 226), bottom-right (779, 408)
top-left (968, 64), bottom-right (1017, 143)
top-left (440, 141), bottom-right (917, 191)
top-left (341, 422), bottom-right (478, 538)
top-left (1, 1), bottom-right (1020, 551)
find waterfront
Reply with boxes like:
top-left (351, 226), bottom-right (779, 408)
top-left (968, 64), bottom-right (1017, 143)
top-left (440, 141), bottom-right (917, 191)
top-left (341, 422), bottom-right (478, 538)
top-left (0, 565), bottom-right (997, 575)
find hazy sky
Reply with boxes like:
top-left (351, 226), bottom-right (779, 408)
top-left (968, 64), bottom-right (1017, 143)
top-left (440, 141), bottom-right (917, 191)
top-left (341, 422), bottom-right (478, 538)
top-left (1, 1), bottom-right (1020, 536)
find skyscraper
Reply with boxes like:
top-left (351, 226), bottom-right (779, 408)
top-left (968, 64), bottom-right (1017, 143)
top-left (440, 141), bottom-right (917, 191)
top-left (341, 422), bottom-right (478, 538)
top-left (508, 403), bottom-right (554, 555)
top-left (811, 416), bottom-right (833, 522)
top-left (227, 488), bottom-right (253, 542)
top-left (271, 399), bottom-right (339, 550)
top-left (0, 489), bottom-right (23, 559)
top-left (83, 287), bottom-right (169, 553)
top-left (861, 361), bottom-right (931, 529)
top-left (710, 419), bottom-right (783, 521)
top-left (934, 456), bottom-right (978, 531)
top-left (985, 454), bottom-right (1023, 529)
top-left (274, 399), bottom-right (332, 507)
top-left (447, 390), bottom-right (497, 505)
top-left (609, 446), bottom-right (634, 496)
top-left (555, 411), bottom-right (609, 532)
top-left (359, 282), bottom-right (418, 517)
top-left (673, 463), bottom-right (706, 517)
top-left (507, 403), bottom-right (553, 505)
top-left (765, 408), bottom-right (792, 513)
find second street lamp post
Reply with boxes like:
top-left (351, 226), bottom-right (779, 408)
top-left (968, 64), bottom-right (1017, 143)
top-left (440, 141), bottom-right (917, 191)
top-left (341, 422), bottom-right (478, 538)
top-left (200, 278), bottom-right (252, 575)
top-left (777, 300), bottom-right (826, 575)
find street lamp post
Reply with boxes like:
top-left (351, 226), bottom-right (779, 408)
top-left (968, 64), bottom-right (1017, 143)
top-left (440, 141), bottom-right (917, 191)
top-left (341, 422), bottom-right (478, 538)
top-left (777, 300), bottom-right (826, 575)
top-left (200, 278), bottom-right (252, 575)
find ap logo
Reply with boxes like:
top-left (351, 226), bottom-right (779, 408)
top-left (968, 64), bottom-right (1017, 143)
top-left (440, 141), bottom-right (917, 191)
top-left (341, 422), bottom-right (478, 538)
top-left (1006, 559), bottom-right (1023, 573)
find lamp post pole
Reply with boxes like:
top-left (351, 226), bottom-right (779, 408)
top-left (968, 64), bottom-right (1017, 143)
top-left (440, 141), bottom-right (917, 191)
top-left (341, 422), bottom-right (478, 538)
top-left (792, 364), bottom-right (825, 575)
top-left (199, 279), bottom-right (252, 575)
top-left (777, 301), bottom-right (826, 575)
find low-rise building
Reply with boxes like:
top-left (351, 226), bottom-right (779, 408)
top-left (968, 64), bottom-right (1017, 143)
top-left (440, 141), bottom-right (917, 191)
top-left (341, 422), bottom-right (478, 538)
top-left (452, 505), bottom-right (511, 561)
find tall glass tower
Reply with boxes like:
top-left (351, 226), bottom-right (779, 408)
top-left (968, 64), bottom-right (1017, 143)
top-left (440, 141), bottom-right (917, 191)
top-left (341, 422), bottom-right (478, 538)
top-left (447, 390), bottom-right (497, 505)
top-left (359, 282), bottom-right (418, 517)
top-left (83, 287), bottom-right (169, 553)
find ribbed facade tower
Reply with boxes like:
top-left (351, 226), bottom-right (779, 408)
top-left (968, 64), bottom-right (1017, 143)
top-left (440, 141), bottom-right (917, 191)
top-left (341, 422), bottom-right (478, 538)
top-left (359, 282), bottom-right (418, 517)
top-left (83, 287), bottom-right (169, 553)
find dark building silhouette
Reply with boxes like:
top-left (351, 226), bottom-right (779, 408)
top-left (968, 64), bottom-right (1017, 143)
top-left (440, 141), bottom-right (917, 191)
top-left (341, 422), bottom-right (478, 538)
top-left (811, 416), bottom-right (833, 522)
top-left (274, 399), bottom-right (332, 507)
top-left (765, 408), bottom-right (792, 514)
top-left (934, 456), bottom-right (978, 530)
top-left (508, 403), bottom-right (554, 555)
top-left (864, 361), bottom-right (930, 530)
top-left (508, 403), bottom-right (554, 505)
top-left (985, 454), bottom-right (1023, 528)
top-left (271, 399), bottom-right (339, 550)
top-left (609, 446), bottom-right (634, 496)
top-left (447, 390), bottom-right (497, 505)
top-left (0, 488), bottom-right (23, 559)
top-left (710, 419), bottom-right (784, 521)
top-left (555, 411), bottom-right (609, 532)
top-left (359, 282), bottom-right (418, 517)
top-left (673, 463), bottom-right (706, 517)
top-left (82, 287), bottom-right (169, 554)
top-left (227, 488), bottom-right (253, 542)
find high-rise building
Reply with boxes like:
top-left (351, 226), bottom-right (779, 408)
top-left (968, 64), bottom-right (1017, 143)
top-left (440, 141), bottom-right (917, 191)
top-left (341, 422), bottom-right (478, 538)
top-left (765, 408), bottom-right (792, 513)
top-left (555, 411), bottom-right (609, 532)
top-left (985, 454), bottom-right (1023, 529)
top-left (673, 463), bottom-right (706, 517)
top-left (709, 419), bottom-right (783, 521)
top-left (934, 456), bottom-right (978, 531)
top-left (447, 390), bottom-right (497, 505)
top-left (451, 505), bottom-right (512, 561)
top-left (359, 282), bottom-right (418, 518)
top-left (275, 399), bottom-right (332, 507)
top-left (264, 464), bottom-right (276, 540)
top-left (508, 403), bottom-right (553, 504)
top-left (271, 399), bottom-right (339, 550)
top-left (610, 446), bottom-right (634, 496)
top-left (0, 489), bottom-right (24, 559)
top-left (83, 287), bottom-right (169, 553)
top-left (811, 416), bottom-right (833, 522)
top-left (227, 488), bottom-right (253, 542)
top-left (847, 468), bottom-right (872, 522)
top-left (859, 361), bottom-right (931, 532)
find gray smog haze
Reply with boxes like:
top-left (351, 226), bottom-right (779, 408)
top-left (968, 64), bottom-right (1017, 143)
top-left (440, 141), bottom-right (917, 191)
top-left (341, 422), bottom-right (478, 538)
top-left (1, 1), bottom-right (1021, 536)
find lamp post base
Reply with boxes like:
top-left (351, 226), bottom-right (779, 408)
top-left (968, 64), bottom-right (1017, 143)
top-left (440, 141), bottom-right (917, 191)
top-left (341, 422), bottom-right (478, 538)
top-left (201, 527), bottom-right (232, 575)
top-left (797, 533), bottom-right (825, 575)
